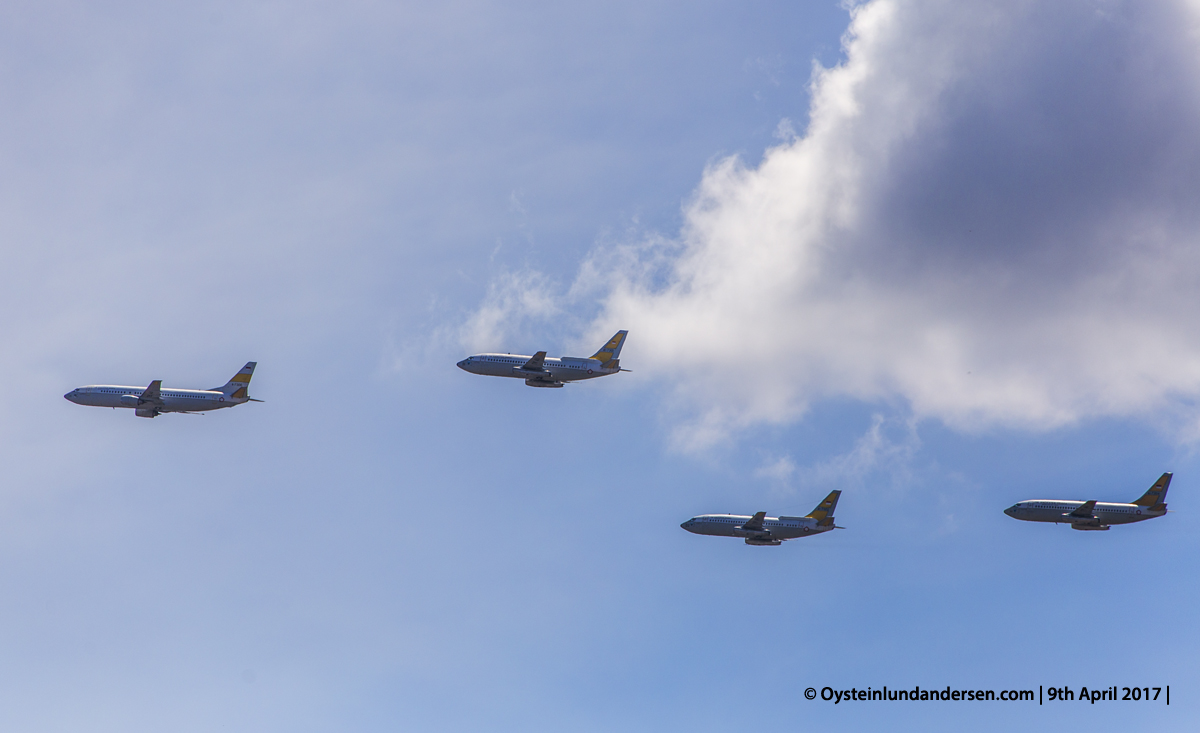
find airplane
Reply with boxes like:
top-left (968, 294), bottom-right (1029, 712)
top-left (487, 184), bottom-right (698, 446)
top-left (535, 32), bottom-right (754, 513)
top-left (1003, 472), bottom-right (1172, 531)
top-left (456, 330), bottom-right (629, 388)
top-left (64, 362), bottom-right (262, 418)
top-left (680, 490), bottom-right (843, 546)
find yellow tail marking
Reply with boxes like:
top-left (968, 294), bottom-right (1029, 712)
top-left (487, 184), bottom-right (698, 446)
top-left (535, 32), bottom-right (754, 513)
top-left (805, 490), bottom-right (841, 520)
top-left (590, 332), bottom-right (626, 361)
top-left (1133, 474), bottom-right (1171, 506)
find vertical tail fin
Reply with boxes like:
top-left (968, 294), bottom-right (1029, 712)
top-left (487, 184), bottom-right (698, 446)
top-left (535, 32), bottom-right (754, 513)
top-left (213, 362), bottom-right (257, 398)
top-left (1131, 472), bottom-right (1171, 508)
top-left (805, 490), bottom-right (842, 526)
top-left (590, 330), bottom-right (628, 368)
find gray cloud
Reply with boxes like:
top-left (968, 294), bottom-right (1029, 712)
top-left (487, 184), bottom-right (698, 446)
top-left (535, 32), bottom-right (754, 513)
top-left (472, 0), bottom-right (1200, 448)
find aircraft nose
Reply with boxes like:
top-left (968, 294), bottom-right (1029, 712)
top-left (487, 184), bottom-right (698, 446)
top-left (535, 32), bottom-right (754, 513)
top-left (63, 391), bottom-right (76, 402)
top-left (1003, 506), bottom-right (1015, 517)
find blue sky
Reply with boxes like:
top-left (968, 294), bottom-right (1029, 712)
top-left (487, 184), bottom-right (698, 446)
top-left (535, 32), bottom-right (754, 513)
top-left (1, 1), bottom-right (1197, 731)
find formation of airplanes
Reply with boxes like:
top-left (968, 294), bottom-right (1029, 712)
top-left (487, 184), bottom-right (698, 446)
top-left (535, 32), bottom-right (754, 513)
top-left (61, 334), bottom-right (1177, 543)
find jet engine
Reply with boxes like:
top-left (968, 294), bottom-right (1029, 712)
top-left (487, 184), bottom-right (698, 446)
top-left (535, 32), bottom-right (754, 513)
top-left (1070, 523), bottom-right (1109, 531)
top-left (134, 407), bottom-right (159, 418)
top-left (744, 538), bottom-right (782, 546)
top-left (524, 379), bottom-right (563, 388)
top-left (119, 395), bottom-right (139, 406)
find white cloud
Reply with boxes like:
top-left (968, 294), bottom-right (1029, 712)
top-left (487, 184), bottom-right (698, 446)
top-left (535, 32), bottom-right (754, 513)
top-left (753, 454), bottom-right (798, 483)
top-left (551, 0), bottom-right (1200, 447)
top-left (458, 269), bottom-right (564, 352)
top-left (795, 414), bottom-right (921, 492)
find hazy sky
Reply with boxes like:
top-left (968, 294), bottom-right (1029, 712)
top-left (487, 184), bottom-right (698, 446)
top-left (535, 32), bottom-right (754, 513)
top-left (1, 1), bottom-right (1196, 731)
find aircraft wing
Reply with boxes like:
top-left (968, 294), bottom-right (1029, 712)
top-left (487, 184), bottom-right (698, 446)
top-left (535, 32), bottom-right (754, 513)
top-left (1067, 500), bottom-right (1097, 518)
top-left (741, 511), bottom-right (767, 532)
top-left (139, 380), bottom-right (164, 405)
top-left (521, 351), bottom-right (547, 371)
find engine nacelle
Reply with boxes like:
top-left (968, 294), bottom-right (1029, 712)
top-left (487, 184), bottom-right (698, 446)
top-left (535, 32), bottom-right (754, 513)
top-left (524, 379), bottom-right (563, 388)
top-left (745, 538), bottom-right (782, 546)
top-left (134, 407), bottom-right (159, 418)
top-left (1070, 523), bottom-right (1109, 531)
top-left (119, 394), bottom-right (139, 406)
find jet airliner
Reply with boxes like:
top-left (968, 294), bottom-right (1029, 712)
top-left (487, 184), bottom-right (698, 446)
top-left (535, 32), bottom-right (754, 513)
top-left (1003, 472), bottom-right (1172, 531)
top-left (680, 490), bottom-right (843, 546)
top-left (64, 362), bottom-right (261, 418)
top-left (457, 330), bottom-right (629, 388)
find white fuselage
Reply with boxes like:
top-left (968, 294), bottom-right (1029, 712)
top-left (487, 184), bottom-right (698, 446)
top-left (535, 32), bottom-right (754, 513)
top-left (64, 385), bottom-right (244, 413)
top-left (680, 514), bottom-right (833, 541)
top-left (456, 354), bottom-right (617, 382)
top-left (1003, 500), bottom-right (1165, 526)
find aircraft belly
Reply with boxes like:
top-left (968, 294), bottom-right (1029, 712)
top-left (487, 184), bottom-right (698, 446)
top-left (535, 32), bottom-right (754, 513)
top-left (467, 360), bottom-right (613, 381)
top-left (89, 395), bottom-right (126, 408)
top-left (467, 363), bottom-right (501, 377)
top-left (163, 399), bottom-right (226, 412)
top-left (780, 526), bottom-right (818, 539)
top-left (566, 367), bottom-right (608, 381)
